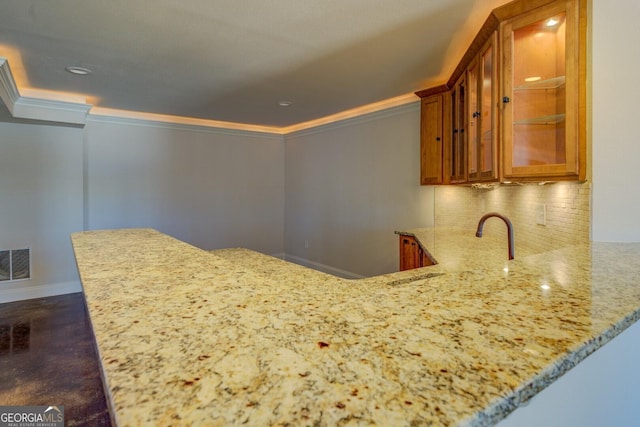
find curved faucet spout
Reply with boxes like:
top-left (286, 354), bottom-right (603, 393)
top-left (476, 212), bottom-right (515, 260)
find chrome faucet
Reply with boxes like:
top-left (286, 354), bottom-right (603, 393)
top-left (476, 212), bottom-right (515, 260)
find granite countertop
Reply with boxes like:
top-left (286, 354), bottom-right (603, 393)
top-left (71, 228), bottom-right (640, 426)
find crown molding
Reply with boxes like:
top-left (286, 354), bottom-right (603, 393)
top-left (0, 57), bottom-right (91, 125)
top-left (87, 107), bottom-right (284, 136)
top-left (2, 56), bottom-right (417, 133)
top-left (284, 100), bottom-right (419, 139)
top-left (0, 57), bottom-right (20, 113)
top-left (85, 113), bottom-right (284, 140)
top-left (12, 96), bottom-right (91, 125)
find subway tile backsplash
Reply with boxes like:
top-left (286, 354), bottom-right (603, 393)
top-left (434, 182), bottom-right (591, 253)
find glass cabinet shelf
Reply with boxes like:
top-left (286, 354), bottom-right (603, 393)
top-left (515, 75), bottom-right (566, 91)
top-left (514, 113), bottom-right (566, 125)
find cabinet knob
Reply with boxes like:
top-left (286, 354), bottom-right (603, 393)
top-left (502, 96), bottom-right (510, 104)
top-left (436, 137), bottom-right (441, 141)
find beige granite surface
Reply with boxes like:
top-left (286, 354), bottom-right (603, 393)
top-left (71, 228), bottom-right (640, 426)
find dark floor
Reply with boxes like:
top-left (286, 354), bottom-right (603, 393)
top-left (0, 293), bottom-right (111, 426)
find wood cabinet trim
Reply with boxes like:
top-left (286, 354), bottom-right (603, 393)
top-left (415, 84), bottom-right (449, 99)
top-left (447, 14), bottom-right (500, 89)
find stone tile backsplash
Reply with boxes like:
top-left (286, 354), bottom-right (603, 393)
top-left (434, 182), bottom-right (591, 253)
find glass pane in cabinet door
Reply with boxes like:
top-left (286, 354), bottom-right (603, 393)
top-left (458, 84), bottom-right (465, 179)
top-left (450, 80), bottom-right (466, 182)
top-left (512, 12), bottom-right (566, 167)
top-left (467, 63), bottom-right (478, 176)
top-left (451, 90), bottom-right (457, 178)
top-left (480, 45), bottom-right (493, 174)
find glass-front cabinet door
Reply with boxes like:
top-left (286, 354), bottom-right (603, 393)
top-left (501, 0), bottom-right (582, 180)
top-left (468, 33), bottom-right (498, 182)
top-left (449, 75), bottom-right (467, 183)
top-left (467, 60), bottom-right (479, 180)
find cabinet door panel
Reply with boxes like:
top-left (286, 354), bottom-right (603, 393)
top-left (479, 37), bottom-right (497, 179)
top-left (420, 95), bottom-right (444, 185)
top-left (469, 32), bottom-right (498, 182)
top-left (399, 236), bottom-right (420, 271)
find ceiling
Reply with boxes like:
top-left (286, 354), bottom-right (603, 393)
top-left (0, 0), bottom-right (510, 129)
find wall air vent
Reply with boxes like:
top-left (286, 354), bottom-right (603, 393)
top-left (0, 248), bottom-right (31, 282)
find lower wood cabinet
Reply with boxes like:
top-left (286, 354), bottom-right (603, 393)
top-left (399, 235), bottom-right (434, 271)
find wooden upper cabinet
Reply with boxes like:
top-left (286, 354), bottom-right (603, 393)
top-left (501, 0), bottom-right (585, 181)
top-left (416, 0), bottom-right (586, 185)
top-left (420, 94), bottom-right (444, 185)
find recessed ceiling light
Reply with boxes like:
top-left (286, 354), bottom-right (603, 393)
top-left (65, 66), bottom-right (92, 75)
top-left (278, 101), bottom-right (293, 107)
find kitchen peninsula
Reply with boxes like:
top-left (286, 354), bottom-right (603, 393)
top-left (71, 228), bottom-right (640, 426)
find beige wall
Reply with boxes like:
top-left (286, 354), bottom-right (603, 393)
top-left (591, 0), bottom-right (640, 242)
top-left (85, 117), bottom-right (285, 255)
top-left (0, 119), bottom-right (84, 302)
top-left (0, 114), bottom-right (286, 302)
top-left (284, 103), bottom-right (435, 278)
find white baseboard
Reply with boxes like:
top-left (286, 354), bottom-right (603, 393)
top-left (0, 281), bottom-right (82, 304)
top-left (283, 254), bottom-right (364, 279)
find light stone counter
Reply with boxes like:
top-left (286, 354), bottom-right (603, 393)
top-left (71, 228), bottom-right (640, 426)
